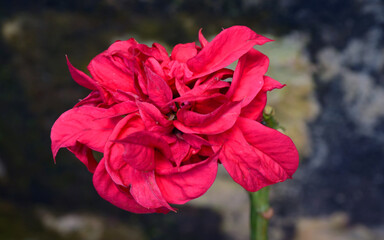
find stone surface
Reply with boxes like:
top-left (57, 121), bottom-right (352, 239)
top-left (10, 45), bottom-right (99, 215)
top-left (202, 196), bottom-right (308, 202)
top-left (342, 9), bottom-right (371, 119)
top-left (189, 166), bottom-right (250, 240)
top-left (291, 0), bottom-right (384, 226)
top-left (38, 209), bottom-right (146, 240)
top-left (262, 32), bottom-right (319, 157)
top-left (295, 213), bottom-right (384, 240)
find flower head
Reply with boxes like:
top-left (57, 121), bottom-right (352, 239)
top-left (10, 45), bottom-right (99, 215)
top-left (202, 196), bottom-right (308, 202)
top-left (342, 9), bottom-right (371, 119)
top-left (51, 26), bottom-right (299, 213)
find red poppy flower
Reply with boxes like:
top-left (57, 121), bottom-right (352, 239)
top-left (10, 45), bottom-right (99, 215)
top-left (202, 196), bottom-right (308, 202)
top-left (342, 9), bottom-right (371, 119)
top-left (51, 26), bottom-right (299, 213)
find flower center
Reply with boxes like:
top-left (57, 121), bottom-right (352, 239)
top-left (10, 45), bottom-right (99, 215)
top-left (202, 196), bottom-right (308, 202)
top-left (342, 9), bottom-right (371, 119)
top-left (167, 113), bottom-right (176, 121)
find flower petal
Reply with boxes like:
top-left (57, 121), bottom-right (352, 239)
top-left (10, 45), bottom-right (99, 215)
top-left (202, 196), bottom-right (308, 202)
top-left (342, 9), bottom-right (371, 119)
top-left (239, 91), bottom-right (267, 121)
top-left (238, 118), bottom-right (299, 178)
top-left (115, 131), bottom-right (172, 171)
top-left (171, 43), bottom-right (198, 63)
top-left (104, 115), bottom-right (146, 186)
top-left (68, 143), bottom-right (98, 173)
top-left (152, 43), bottom-right (170, 62)
top-left (93, 158), bottom-right (169, 213)
top-left (74, 91), bottom-right (103, 108)
top-left (51, 102), bottom-right (137, 171)
top-left (145, 66), bottom-right (173, 112)
top-left (136, 101), bottom-right (173, 134)
top-left (262, 75), bottom-right (285, 91)
top-left (226, 49), bottom-right (268, 106)
top-left (210, 118), bottom-right (299, 192)
top-left (174, 100), bottom-right (242, 135)
top-left (240, 76), bottom-right (285, 120)
top-left (104, 121), bottom-right (175, 211)
top-left (145, 57), bottom-right (167, 80)
top-left (129, 169), bottom-right (176, 211)
top-left (66, 56), bottom-right (97, 90)
top-left (134, 43), bottom-right (170, 63)
top-left (88, 54), bottom-right (136, 94)
top-left (187, 26), bottom-right (272, 78)
top-left (192, 68), bottom-right (233, 86)
top-left (198, 28), bottom-right (208, 48)
top-left (182, 133), bottom-right (211, 149)
top-left (169, 137), bottom-right (190, 167)
top-left (173, 72), bottom-right (231, 102)
top-left (174, 76), bottom-right (191, 96)
top-left (155, 152), bottom-right (219, 204)
top-left (107, 39), bottom-right (138, 56)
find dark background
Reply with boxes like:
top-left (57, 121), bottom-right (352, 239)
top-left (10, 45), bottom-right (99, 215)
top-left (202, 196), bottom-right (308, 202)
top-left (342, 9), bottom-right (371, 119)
top-left (1, 0), bottom-right (384, 239)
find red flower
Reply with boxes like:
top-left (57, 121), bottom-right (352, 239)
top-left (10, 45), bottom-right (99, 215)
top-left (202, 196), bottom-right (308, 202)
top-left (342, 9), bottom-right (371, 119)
top-left (51, 26), bottom-right (299, 213)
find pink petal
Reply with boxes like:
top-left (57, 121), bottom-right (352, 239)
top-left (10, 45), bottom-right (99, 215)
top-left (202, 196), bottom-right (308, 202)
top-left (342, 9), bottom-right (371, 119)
top-left (167, 60), bottom-right (193, 81)
top-left (187, 26), bottom-right (272, 78)
top-left (240, 76), bottom-right (285, 120)
top-left (74, 91), bottom-right (103, 108)
top-left (239, 91), bottom-right (267, 121)
top-left (135, 43), bottom-right (170, 63)
top-left (182, 133), bottom-right (211, 149)
top-left (130, 59), bottom-right (148, 97)
top-left (192, 94), bottom-right (228, 114)
top-left (95, 101), bottom-right (138, 119)
top-left (171, 43), bottom-right (198, 63)
top-left (152, 43), bottom-right (170, 62)
top-left (226, 49), bottom-right (269, 106)
top-left (93, 158), bottom-right (169, 213)
top-left (103, 120), bottom-right (175, 211)
top-left (136, 101), bottom-right (173, 134)
top-left (88, 54), bottom-right (136, 94)
top-left (129, 169), bottom-right (175, 211)
top-left (189, 68), bottom-right (233, 86)
top-left (173, 100), bottom-right (242, 135)
top-left (172, 91), bottom-right (224, 105)
top-left (51, 102), bottom-right (137, 172)
top-left (169, 137), bottom-right (190, 166)
top-left (175, 77), bottom-right (191, 96)
top-left (198, 28), bottom-right (208, 48)
top-left (193, 74), bottom-right (231, 94)
top-left (167, 133), bottom-right (212, 167)
top-left (66, 56), bottom-right (97, 90)
top-left (68, 143), bottom-right (98, 173)
top-left (108, 89), bottom-right (139, 103)
top-left (210, 118), bottom-right (299, 192)
top-left (262, 75), bottom-right (285, 91)
top-left (145, 66), bottom-right (173, 112)
top-left (172, 71), bottom-right (231, 103)
top-left (145, 57), bottom-right (167, 80)
top-left (104, 115), bottom-right (146, 186)
top-left (155, 152), bottom-right (219, 204)
top-left (238, 118), bottom-right (298, 178)
top-left (106, 39), bottom-right (138, 55)
top-left (115, 131), bottom-right (172, 171)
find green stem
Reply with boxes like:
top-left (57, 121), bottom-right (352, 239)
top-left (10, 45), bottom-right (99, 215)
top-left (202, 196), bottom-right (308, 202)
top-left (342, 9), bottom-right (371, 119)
top-left (247, 106), bottom-right (280, 240)
top-left (249, 186), bottom-right (270, 240)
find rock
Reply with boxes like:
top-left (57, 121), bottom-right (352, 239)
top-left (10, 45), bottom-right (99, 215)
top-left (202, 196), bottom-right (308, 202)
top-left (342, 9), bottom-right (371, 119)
top-left (38, 209), bottom-right (146, 240)
top-left (38, 209), bottom-right (104, 240)
top-left (294, 0), bottom-right (384, 225)
top-left (261, 32), bottom-right (320, 157)
top-left (295, 213), bottom-right (384, 240)
top-left (188, 165), bottom-right (250, 240)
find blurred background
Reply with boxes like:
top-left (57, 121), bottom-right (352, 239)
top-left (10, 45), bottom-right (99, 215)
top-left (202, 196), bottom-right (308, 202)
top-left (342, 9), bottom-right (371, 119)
top-left (1, 0), bottom-right (384, 239)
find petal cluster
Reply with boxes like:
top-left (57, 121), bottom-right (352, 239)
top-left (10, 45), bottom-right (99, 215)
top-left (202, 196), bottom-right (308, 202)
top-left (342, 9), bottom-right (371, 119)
top-left (51, 26), bottom-right (299, 213)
